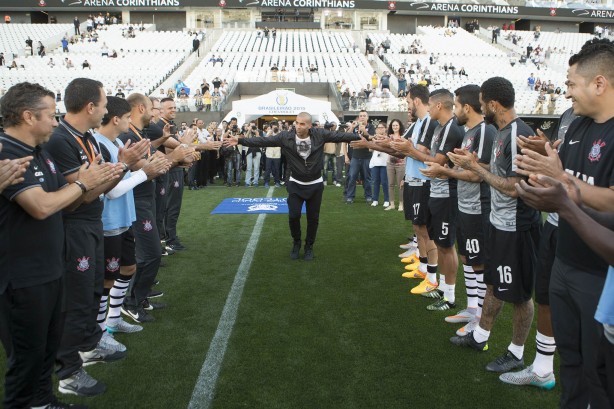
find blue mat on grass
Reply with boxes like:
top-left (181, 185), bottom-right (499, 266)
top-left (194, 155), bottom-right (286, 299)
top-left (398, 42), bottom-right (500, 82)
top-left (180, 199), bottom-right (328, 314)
top-left (210, 197), bottom-right (305, 214)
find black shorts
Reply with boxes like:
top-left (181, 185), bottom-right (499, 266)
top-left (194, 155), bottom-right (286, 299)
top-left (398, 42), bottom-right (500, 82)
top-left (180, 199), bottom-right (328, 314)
top-left (484, 222), bottom-right (541, 303)
top-left (457, 211), bottom-right (487, 266)
top-left (103, 228), bottom-right (136, 280)
top-left (535, 220), bottom-right (558, 305)
top-left (403, 182), bottom-right (430, 225)
top-left (427, 197), bottom-right (457, 248)
top-left (64, 221), bottom-right (104, 312)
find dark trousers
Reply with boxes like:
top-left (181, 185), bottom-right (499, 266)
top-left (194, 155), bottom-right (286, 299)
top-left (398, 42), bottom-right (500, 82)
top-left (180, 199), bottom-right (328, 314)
top-left (264, 157), bottom-right (281, 184)
top-left (597, 331), bottom-right (614, 406)
top-left (155, 173), bottom-right (169, 240)
top-left (0, 279), bottom-right (63, 408)
top-left (188, 160), bottom-right (199, 187)
top-left (286, 181), bottom-right (324, 246)
top-left (550, 258), bottom-right (611, 409)
top-left (165, 169), bottom-right (184, 245)
top-left (56, 221), bottom-right (104, 380)
top-left (126, 196), bottom-right (162, 307)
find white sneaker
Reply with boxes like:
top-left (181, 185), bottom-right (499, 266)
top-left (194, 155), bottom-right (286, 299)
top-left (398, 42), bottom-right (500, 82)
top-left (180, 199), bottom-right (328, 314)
top-left (386, 205), bottom-right (396, 211)
top-left (334, 182), bottom-right (341, 187)
top-left (445, 308), bottom-right (477, 323)
top-left (371, 201), bottom-right (378, 207)
top-left (456, 319), bottom-right (479, 337)
top-left (398, 204), bottom-right (404, 212)
top-left (399, 241), bottom-right (415, 249)
top-left (99, 331), bottom-right (126, 352)
top-left (383, 201), bottom-right (390, 207)
top-left (106, 317), bottom-right (143, 334)
top-left (399, 248), bottom-right (417, 258)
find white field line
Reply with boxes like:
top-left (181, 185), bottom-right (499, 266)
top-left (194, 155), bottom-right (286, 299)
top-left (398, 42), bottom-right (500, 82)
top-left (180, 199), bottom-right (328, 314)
top-left (188, 187), bottom-right (275, 409)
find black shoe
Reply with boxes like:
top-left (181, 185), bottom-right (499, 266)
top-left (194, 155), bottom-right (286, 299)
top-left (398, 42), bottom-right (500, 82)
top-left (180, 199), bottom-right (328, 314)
top-left (153, 279), bottom-right (160, 286)
top-left (290, 241), bottom-right (301, 260)
top-left (163, 246), bottom-right (176, 256)
top-left (304, 245), bottom-right (314, 261)
top-left (121, 304), bottom-right (155, 323)
top-left (143, 299), bottom-right (167, 311)
top-left (148, 290), bottom-right (164, 298)
top-left (168, 242), bottom-right (186, 251)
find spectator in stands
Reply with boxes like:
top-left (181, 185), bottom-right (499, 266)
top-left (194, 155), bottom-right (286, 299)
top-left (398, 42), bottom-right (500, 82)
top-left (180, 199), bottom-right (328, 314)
top-left (174, 79), bottom-right (187, 96)
top-left (156, 88), bottom-right (166, 99)
top-left (8, 59), bottom-right (20, 71)
top-left (82, 59), bottom-right (91, 69)
top-left (212, 77), bottom-right (222, 90)
top-left (200, 79), bottom-right (209, 95)
top-left (109, 49), bottom-right (117, 58)
top-left (202, 90), bottom-right (212, 112)
top-left (193, 89), bottom-right (204, 111)
top-left (534, 77), bottom-right (542, 91)
top-left (177, 89), bottom-right (189, 112)
top-left (380, 71), bottom-right (391, 90)
top-left (61, 37), bottom-right (69, 53)
top-left (270, 64), bottom-right (279, 82)
top-left (74, 16), bottom-right (80, 35)
top-left (211, 88), bottom-right (222, 111)
top-left (296, 67), bottom-right (304, 82)
top-left (309, 64), bottom-right (318, 72)
top-left (115, 89), bottom-right (125, 99)
top-left (86, 17), bottom-right (94, 32)
top-left (527, 73), bottom-right (536, 90)
top-left (0, 52), bottom-right (3, 67)
top-left (56, 90), bottom-right (62, 102)
top-left (65, 58), bottom-right (74, 69)
top-left (371, 71), bottom-right (378, 89)
top-left (264, 27), bottom-right (269, 38)
top-left (294, 8), bottom-right (300, 22)
top-left (37, 42), bottom-right (45, 57)
top-left (25, 37), bottom-right (33, 56)
top-left (216, 55), bottom-right (223, 66)
top-left (47, 58), bottom-right (55, 68)
top-left (101, 43), bottom-right (109, 57)
top-left (272, 28), bottom-right (277, 38)
top-left (280, 67), bottom-right (288, 82)
top-left (350, 92), bottom-right (358, 111)
top-left (458, 67), bottom-right (467, 77)
top-left (125, 79), bottom-right (134, 92)
top-left (533, 90), bottom-right (547, 114)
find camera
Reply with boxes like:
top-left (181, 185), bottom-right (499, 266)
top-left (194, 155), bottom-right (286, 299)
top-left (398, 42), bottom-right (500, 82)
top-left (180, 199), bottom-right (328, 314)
top-left (232, 125), bottom-right (239, 131)
top-left (169, 124), bottom-right (177, 134)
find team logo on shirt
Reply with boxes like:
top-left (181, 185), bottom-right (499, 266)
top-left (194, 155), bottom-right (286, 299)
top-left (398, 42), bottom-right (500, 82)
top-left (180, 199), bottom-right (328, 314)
top-left (45, 159), bottom-right (57, 174)
top-left (77, 256), bottom-right (91, 272)
top-left (106, 257), bottom-right (120, 272)
top-left (173, 181), bottom-right (180, 188)
top-left (549, 8), bottom-right (556, 16)
top-left (494, 139), bottom-right (504, 158)
top-left (462, 137), bottom-right (474, 150)
top-left (38, 0), bottom-right (46, 6)
top-left (160, 187), bottom-right (166, 196)
top-left (588, 139), bottom-right (606, 163)
top-left (143, 220), bottom-right (153, 232)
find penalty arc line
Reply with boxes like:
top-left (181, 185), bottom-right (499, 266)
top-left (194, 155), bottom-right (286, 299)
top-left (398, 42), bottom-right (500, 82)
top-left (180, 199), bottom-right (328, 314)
top-left (188, 187), bottom-right (275, 409)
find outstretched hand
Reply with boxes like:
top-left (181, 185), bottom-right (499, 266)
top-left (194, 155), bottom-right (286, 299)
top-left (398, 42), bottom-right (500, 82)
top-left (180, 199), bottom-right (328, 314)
top-left (349, 136), bottom-right (370, 149)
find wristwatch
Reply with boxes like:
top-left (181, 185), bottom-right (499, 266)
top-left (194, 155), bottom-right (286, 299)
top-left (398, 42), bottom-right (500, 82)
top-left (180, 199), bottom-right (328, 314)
top-left (121, 162), bottom-right (129, 173)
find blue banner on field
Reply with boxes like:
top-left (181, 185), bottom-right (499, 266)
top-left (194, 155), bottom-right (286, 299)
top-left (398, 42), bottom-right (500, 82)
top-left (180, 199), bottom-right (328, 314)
top-left (210, 197), bottom-right (305, 214)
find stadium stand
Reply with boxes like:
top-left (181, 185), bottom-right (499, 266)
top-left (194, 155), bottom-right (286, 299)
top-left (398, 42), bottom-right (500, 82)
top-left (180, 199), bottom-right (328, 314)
top-left (0, 24), bottom-right (193, 112)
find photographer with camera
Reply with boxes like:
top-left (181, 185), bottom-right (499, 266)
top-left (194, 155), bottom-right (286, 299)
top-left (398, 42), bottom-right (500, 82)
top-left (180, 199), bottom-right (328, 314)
top-left (263, 122), bottom-right (281, 188)
top-left (243, 122), bottom-right (262, 187)
top-left (223, 112), bottom-right (359, 260)
top-left (220, 122), bottom-right (242, 187)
